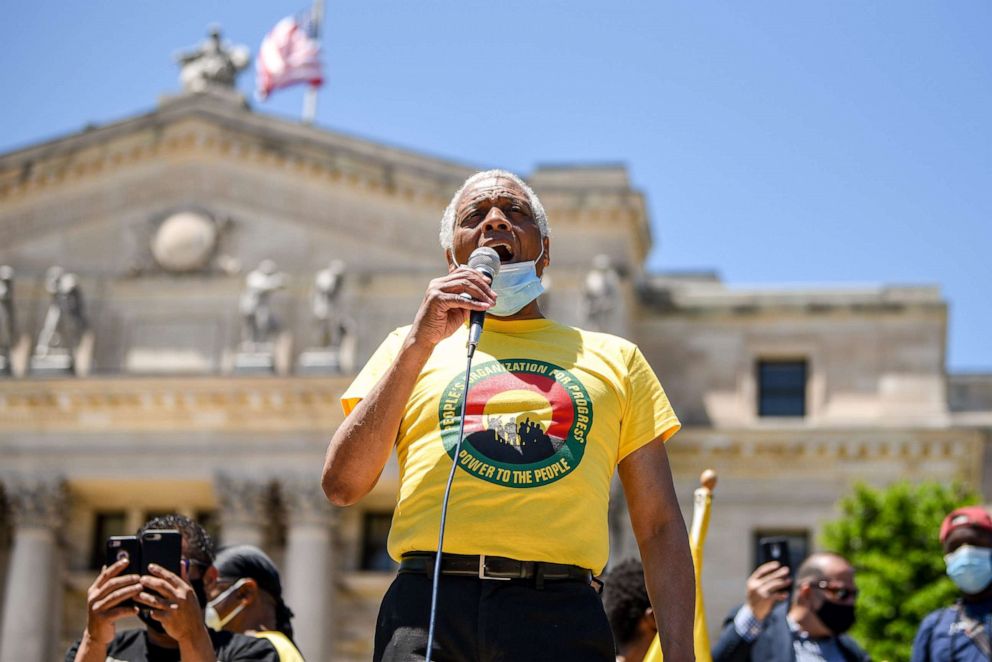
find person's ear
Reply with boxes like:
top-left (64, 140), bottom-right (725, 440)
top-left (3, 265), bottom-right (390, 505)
top-left (640, 607), bottom-right (657, 635)
top-left (240, 578), bottom-right (259, 605)
top-left (445, 247), bottom-right (458, 273)
top-left (204, 565), bottom-right (218, 587)
top-left (537, 237), bottom-right (550, 276)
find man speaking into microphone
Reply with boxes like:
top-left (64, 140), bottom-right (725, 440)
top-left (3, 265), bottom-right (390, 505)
top-left (321, 170), bottom-right (694, 661)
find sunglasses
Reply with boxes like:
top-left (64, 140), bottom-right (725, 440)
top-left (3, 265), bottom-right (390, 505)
top-left (812, 579), bottom-right (859, 601)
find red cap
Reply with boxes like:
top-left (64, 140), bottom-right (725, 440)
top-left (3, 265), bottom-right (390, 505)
top-left (940, 506), bottom-right (992, 544)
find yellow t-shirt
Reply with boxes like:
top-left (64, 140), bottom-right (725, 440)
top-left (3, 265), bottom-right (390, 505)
top-left (341, 317), bottom-right (680, 574)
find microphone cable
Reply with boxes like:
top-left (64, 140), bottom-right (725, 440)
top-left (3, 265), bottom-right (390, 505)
top-left (425, 247), bottom-right (499, 660)
top-left (425, 340), bottom-right (479, 661)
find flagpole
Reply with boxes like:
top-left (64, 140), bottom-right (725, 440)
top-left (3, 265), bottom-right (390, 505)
top-left (302, 0), bottom-right (325, 123)
top-left (303, 88), bottom-right (318, 124)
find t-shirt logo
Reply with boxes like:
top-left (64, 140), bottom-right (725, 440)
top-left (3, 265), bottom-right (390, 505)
top-left (438, 358), bottom-right (593, 488)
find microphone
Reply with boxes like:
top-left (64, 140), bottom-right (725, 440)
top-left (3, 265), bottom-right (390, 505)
top-left (464, 247), bottom-right (501, 355)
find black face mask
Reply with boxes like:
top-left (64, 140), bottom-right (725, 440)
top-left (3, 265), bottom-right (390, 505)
top-left (815, 598), bottom-right (856, 635)
top-left (190, 577), bottom-right (208, 609)
top-left (138, 608), bottom-right (167, 635)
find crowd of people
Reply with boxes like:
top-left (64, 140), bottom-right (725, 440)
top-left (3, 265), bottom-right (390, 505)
top-left (72, 502), bottom-right (991, 661)
top-left (602, 505), bottom-right (992, 662)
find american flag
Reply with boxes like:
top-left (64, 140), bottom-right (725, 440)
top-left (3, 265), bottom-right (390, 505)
top-left (255, 10), bottom-right (324, 101)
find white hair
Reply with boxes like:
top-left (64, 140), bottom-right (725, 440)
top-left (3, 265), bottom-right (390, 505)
top-left (438, 169), bottom-right (550, 252)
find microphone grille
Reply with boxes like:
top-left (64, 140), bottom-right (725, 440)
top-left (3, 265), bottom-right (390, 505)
top-left (467, 247), bottom-right (501, 280)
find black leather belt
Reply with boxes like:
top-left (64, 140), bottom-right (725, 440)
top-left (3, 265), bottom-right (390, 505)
top-left (399, 552), bottom-right (593, 584)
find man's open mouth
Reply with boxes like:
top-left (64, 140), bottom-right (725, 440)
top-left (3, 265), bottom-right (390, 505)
top-left (486, 243), bottom-right (514, 262)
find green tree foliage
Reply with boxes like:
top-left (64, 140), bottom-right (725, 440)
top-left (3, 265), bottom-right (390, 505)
top-left (821, 482), bottom-right (979, 662)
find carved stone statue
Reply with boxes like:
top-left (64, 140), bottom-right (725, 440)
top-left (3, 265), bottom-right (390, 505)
top-left (0, 265), bottom-right (15, 373)
top-left (311, 260), bottom-right (346, 349)
top-left (239, 259), bottom-right (287, 351)
top-left (582, 254), bottom-right (620, 332)
top-left (29, 266), bottom-right (92, 375)
top-left (34, 267), bottom-right (88, 358)
top-left (298, 261), bottom-right (356, 374)
top-left (175, 27), bottom-right (249, 93)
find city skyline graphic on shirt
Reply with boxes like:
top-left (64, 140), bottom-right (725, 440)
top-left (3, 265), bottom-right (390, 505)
top-left (466, 414), bottom-right (567, 465)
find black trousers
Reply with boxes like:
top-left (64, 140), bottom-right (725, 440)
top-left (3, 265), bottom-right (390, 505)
top-left (373, 572), bottom-right (615, 662)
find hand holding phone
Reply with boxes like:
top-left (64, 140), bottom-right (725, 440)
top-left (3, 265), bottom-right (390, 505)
top-left (137, 534), bottom-right (209, 644)
top-left (747, 537), bottom-right (793, 620)
top-left (85, 545), bottom-right (143, 645)
top-left (758, 537), bottom-right (792, 576)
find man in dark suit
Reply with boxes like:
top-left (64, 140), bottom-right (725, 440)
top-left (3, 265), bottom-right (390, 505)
top-left (712, 551), bottom-right (870, 662)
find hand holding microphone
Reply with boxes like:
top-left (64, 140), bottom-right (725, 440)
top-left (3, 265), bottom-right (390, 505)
top-left (408, 247), bottom-right (499, 350)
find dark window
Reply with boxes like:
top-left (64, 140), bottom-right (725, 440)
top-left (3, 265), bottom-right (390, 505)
top-left (91, 511), bottom-right (128, 570)
top-left (752, 529), bottom-right (809, 575)
top-left (360, 512), bottom-right (397, 571)
top-left (758, 360), bottom-right (807, 417)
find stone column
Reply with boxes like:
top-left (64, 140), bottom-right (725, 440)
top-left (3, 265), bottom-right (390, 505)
top-left (0, 477), bottom-right (67, 662)
top-left (281, 476), bottom-right (336, 662)
top-left (214, 473), bottom-right (271, 548)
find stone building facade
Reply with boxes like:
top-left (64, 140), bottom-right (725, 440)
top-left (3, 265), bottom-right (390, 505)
top-left (0, 68), bottom-right (990, 660)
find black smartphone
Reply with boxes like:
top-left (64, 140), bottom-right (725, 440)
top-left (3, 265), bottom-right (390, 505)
top-left (106, 535), bottom-right (141, 608)
top-left (758, 536), bottom-right (792, 575)
top-left (106, 535), bottom-right (141, 574)
top-left (139, 529), bottom-right (182, 577)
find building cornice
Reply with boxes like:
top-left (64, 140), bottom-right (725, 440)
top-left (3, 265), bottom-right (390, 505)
top-left (0, 376), bottom-right (351, 432)
top-left (667, 426), bottom-right (985, 486)
top-left (0, 378), bottom-right (982, 466)
top-left (638, 279), bottom-right (947, 317)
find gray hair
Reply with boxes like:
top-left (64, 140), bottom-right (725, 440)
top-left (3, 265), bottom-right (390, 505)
top-left (438, 169), bottom-right (550, 252)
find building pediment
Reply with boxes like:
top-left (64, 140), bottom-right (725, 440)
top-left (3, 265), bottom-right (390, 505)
top-left (0, 92), bottom-right (654, 274)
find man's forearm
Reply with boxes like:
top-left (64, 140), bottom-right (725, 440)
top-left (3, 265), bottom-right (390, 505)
top-left (642, 524), bottom-right (695, 660)
top-left (322, 335), bottom-right (433, 505)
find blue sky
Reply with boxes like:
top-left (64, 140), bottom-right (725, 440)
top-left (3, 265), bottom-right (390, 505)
top-left (2, 1), bottom-right (989, 370)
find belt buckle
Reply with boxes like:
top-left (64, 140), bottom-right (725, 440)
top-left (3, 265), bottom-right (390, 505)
top-left (478, 555), bottom-right (511, 581)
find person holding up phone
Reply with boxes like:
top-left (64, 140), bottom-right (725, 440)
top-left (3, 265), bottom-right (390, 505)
top-left (66, 514), bottom-right (279, 662)
top-left (712, 551), bottom-right (870, 662)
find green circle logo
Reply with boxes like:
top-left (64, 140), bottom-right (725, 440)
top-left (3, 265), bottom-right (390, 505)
top-left (438, 359), bottom-right (593, 488)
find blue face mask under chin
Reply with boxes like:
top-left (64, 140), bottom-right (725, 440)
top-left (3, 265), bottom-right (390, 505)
top-left (946, 544), bottom-right (992, 594)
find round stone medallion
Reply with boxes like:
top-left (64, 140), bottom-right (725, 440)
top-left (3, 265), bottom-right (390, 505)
top-left (151, 211), bottom-right (218, 272)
